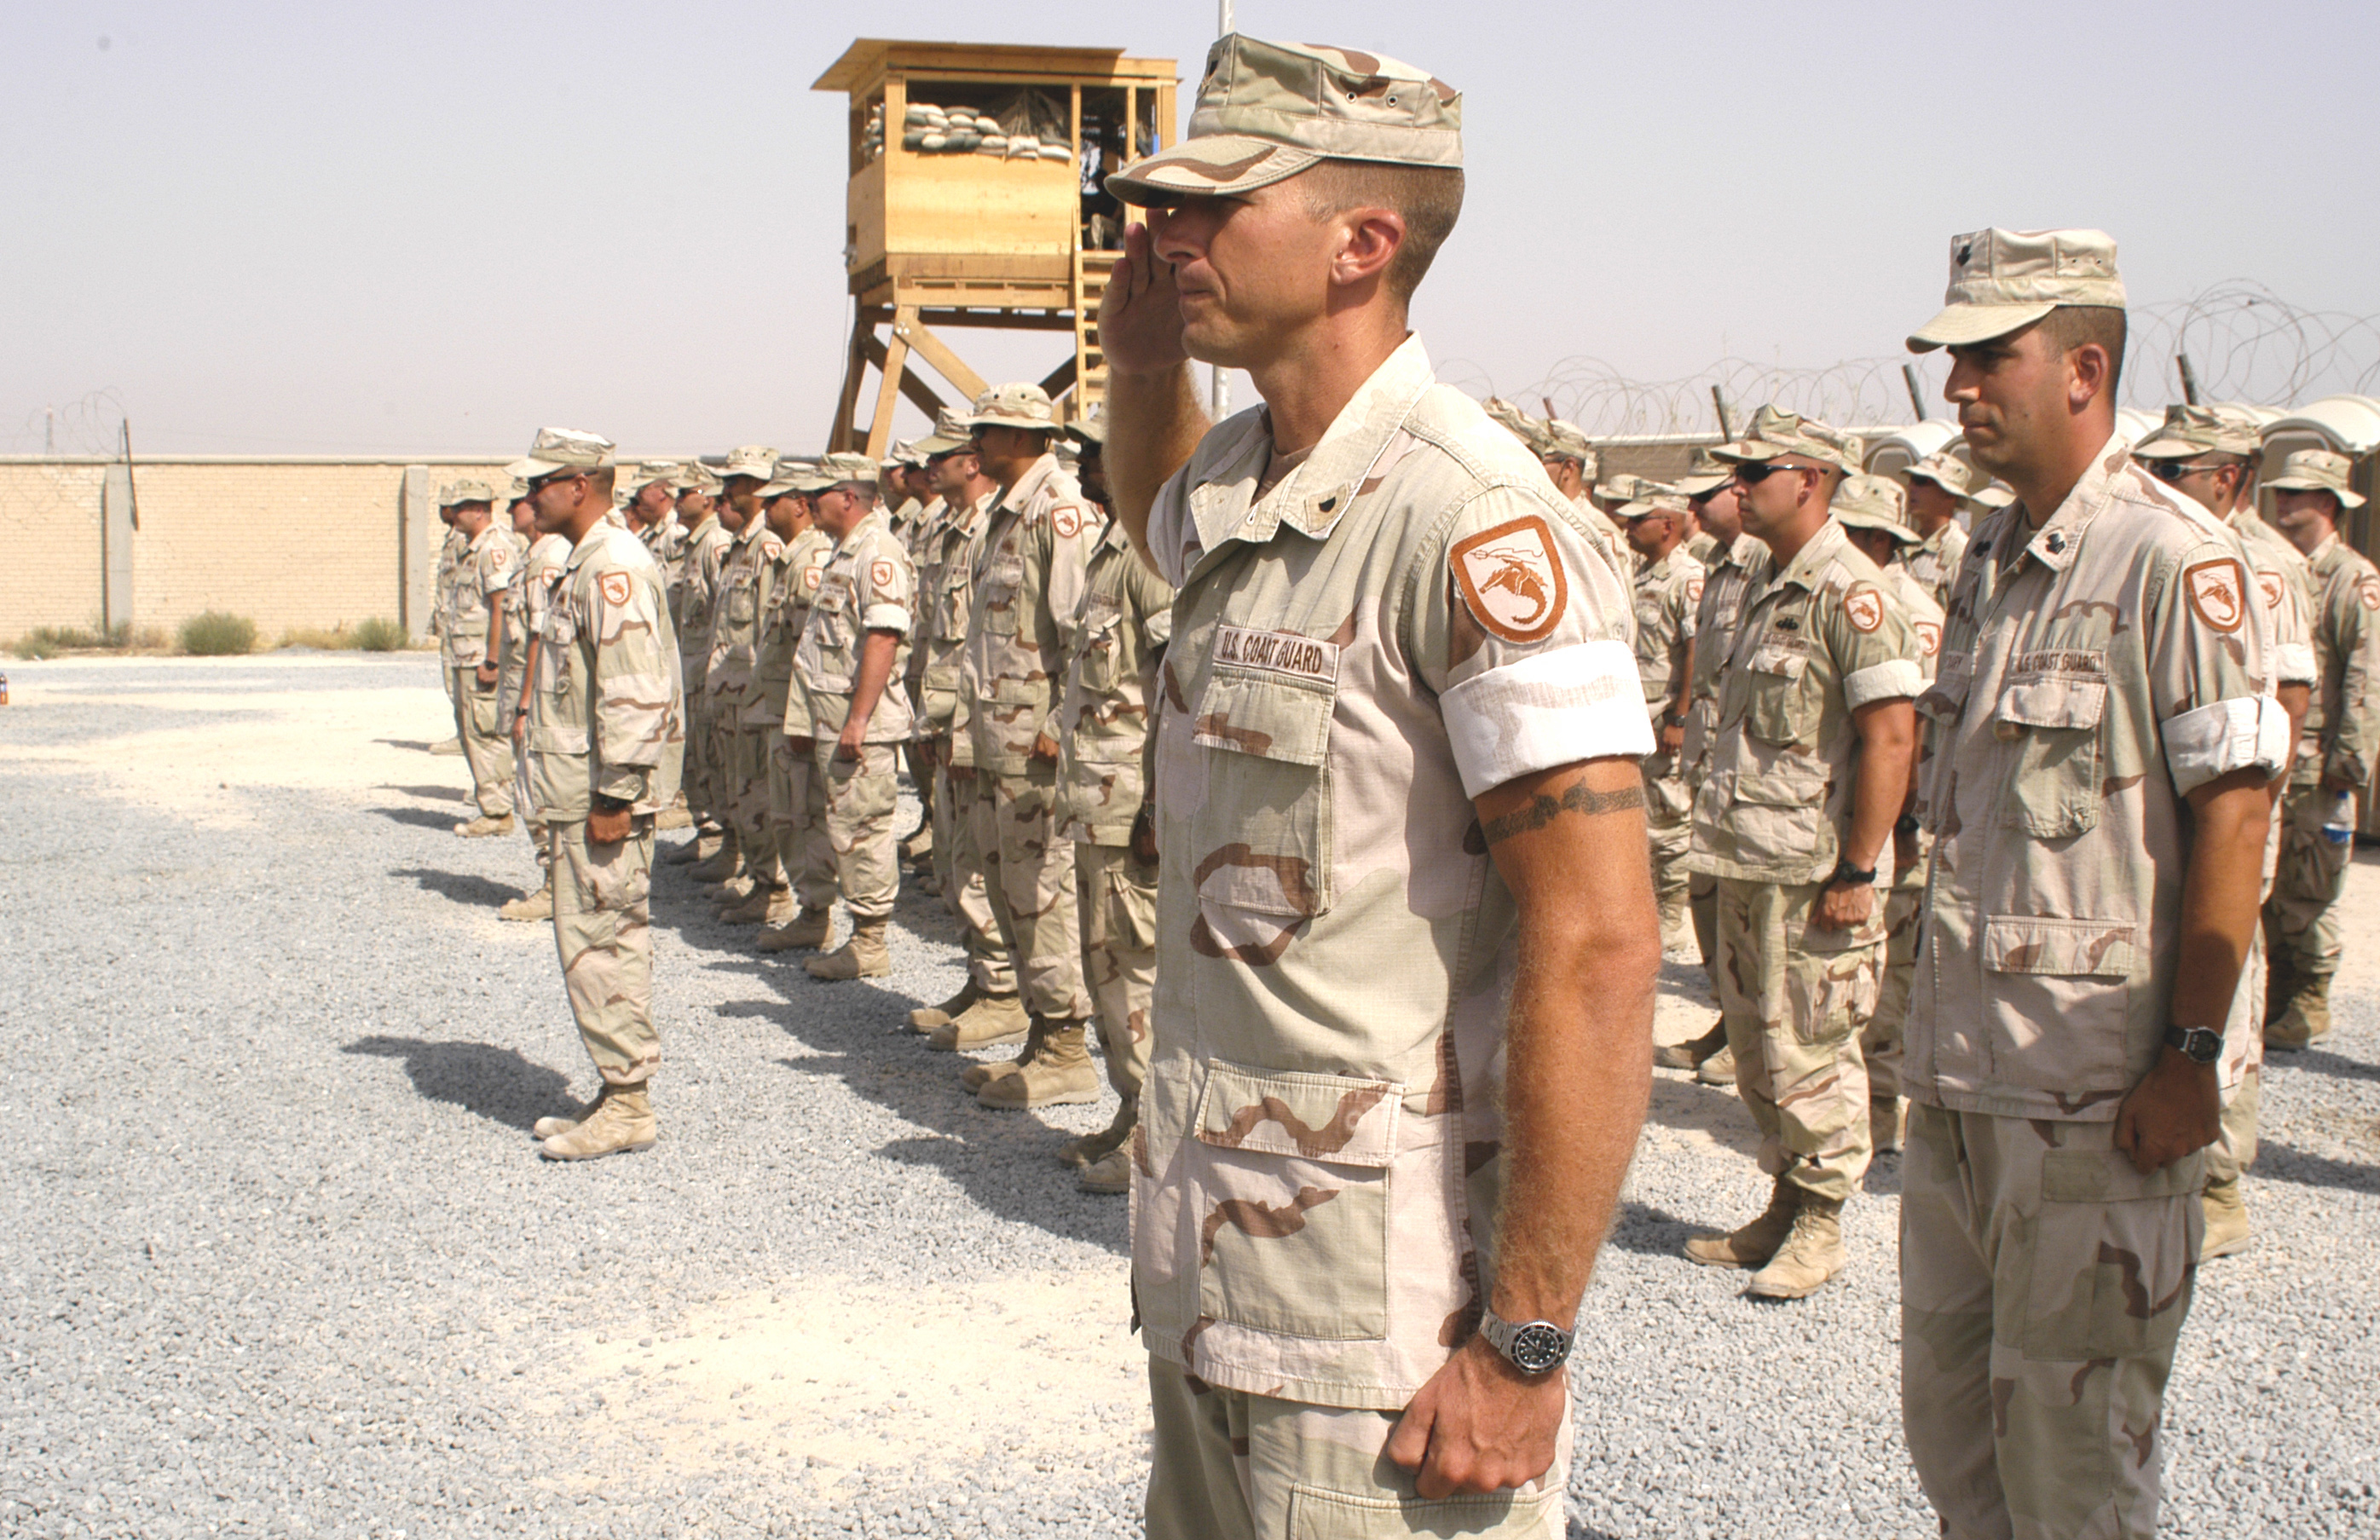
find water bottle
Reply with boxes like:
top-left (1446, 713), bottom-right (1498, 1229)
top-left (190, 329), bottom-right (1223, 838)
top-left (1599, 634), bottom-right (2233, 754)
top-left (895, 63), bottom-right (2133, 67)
top-left (2322, 790), bottom-right (2355, 846)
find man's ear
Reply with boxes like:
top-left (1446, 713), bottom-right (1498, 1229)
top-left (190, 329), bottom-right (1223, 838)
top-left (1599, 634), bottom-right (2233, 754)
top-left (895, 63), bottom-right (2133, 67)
top-left (2067, 343), bottom-right (2112, 412)
top-left (1331, 208), bottom-right (1406, 288)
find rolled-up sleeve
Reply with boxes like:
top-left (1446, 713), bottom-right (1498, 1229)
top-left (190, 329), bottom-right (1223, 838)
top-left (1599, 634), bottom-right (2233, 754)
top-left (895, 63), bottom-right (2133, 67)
top-left (2161, 695), bottom-right (2290, 796)
top-left (1443, 641), bottom-right (1653, 800)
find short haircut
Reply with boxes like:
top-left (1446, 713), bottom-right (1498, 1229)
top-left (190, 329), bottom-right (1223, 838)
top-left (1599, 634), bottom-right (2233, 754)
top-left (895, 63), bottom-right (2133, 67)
top-left (1297, 159), bottom-right (1465, 307)
top-left (2041, 305), bottom-right (2127, 400)
top-left (585, 467), bottom-right (617, 499)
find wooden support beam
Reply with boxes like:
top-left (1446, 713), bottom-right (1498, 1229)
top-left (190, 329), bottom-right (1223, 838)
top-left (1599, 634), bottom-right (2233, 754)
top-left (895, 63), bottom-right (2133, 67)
top-left (858, 330), bottom-right (952, 422)
top-left (1038, 355), bottom-right (1077, 399)
top-left (864, 315), bottom-right (913, 463)
top-left (830, 314), bottom-right (873, 452)
top-left (898, 314), bottom-right (990, 405)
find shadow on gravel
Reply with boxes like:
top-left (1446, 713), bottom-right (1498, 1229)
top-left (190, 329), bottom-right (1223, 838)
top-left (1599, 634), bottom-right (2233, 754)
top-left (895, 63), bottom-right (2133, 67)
top-left (2255, 1140), bottom-right (2380, 1195)
top-left (2268, 1045), bottom-right (2380, 1083)
top-left (1643, 1074), bottom-right (1760, 1158)
top-left (378, 782), bottom-right (470, 803)
top-left (373, 804), bottom-right (465, 831)
top-left (1601, 1200), bottom-right (1697, 1257)
top-left (374, 737), bottom-right (439, 753)
top-left (392, 865), bottom-right (526, 908)
top-left (342, 1035), bottom-right (573, 1133)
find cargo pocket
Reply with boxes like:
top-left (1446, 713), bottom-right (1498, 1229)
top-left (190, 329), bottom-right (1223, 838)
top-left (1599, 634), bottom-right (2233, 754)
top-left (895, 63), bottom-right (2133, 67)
top-left (1981, 915), bottom-right (2135, 1093)
top-left (1191, 1062), bottom-right (1398, 1341)
top-left (1189, 666), bottom-right (1335, 920)
top-left (978, 554), bottom-right (1025, 637)
top-left (1742, 638), bottom-right (1817, 745)
top-left (2017, 1146), bottom-right (2203, 1363)
top-left (1287, 1481), bottom-right (1559, 1540)
top-left (1994, 660), bottom-right (2106, 838)
top-left (1723, 742), bottom-right (1831, 873)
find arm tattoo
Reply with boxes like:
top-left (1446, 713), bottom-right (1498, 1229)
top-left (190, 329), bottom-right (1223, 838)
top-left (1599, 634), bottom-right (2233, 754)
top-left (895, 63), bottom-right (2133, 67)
top-left (1480, 780), bottom-right (1645, 846)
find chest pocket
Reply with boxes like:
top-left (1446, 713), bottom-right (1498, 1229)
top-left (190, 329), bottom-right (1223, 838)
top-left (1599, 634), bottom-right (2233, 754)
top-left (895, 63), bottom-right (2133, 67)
top-left (723, 572), bottom-right (759, 629)
top-left (1994, 657), bottom-right (2107, 838)
top-left (1189, 666), bottom-right (1335, 919)
top-left (1074, 603), bottom-right (1126, 698)
top-left (1741, 637), bottom-right (1817, 744)
top-left (978, 551), bottom-right (1025, 637)
top-left (938, 559), bottom-right (974, 638)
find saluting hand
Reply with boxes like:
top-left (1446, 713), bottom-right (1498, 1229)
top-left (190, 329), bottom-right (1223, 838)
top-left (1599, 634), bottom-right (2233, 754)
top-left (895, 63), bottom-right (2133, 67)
top-left (1097, 222), bottom-right (1189, 379)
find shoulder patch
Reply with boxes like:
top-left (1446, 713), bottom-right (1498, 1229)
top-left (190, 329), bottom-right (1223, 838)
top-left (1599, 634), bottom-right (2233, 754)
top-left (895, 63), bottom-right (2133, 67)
top-left (1915, 619), bottom-right (1941, 657)
top-left (2256, 570), bottom-right (2285, 611)
top-left (488, 545), bottom-right (511, 572)
top-left (1052, 504), bottom-right (1083, 540)
top-left (598, 571), bottom-right (633, 609)
top-left (1686, 576), bottom-right (1705, 607)
top-left (1451, 515), bottom-right (1569, 644)
top-left (1842, 585), bottom-right (1885, 634)
top-left (805, 566), bottom-right (823, 591)
top-left (2183, 558), bottom-right (2247, 633)
top-left (871, 559), bottom-right (897, 590)
top-left (2360, 576), bottom-right (2380, 611)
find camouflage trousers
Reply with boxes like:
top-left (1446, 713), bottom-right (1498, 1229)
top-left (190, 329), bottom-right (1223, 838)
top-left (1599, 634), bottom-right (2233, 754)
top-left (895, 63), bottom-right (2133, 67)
top-left (942, 764), bottom-right (1015, 995)
top-left (1689, 871), bottom-right (1717, 973)
top-left (509, 733), bottom-right (551, 874)
top-left (2209, 927), bottom-right (2267, 1188)
top-left (973, 765), bottom-right (1089, 1021)
top-left (2262, 783), bottom-right (2353, 979)
top-left (449, 667), bottom-right (516, 818)
top-left (806, 740), bottom-right (900, 922)
top-left (679, 657), bottom-right (717, 819)
top-left (551, 819), bottom-right (660, 1086)
top-left (1713, 877), bottom-right (1882, 1203)
top-left (718, 713), bottom-right (777, 884)
top-left (1643, 750), bottom-right (1693, 937)
top-left (768, 737), bottom-right (838, 914)
top-left (1145, 1356), bottom-right (1567, 1540)
top-left (1859, 878), bottom-right (1926, 1102)
top-left (1077, 841), bottom-right (1156, 1103)
top-left (1901, 1104), bottom-right (2201, 1540)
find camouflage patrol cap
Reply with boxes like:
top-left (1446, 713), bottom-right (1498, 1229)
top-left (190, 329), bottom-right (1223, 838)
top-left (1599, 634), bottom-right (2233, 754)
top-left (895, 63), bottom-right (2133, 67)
top-left (1969, 481), bottom-right (2016, 511)
top-left (916, 406), bottom-right (976, 457)
top-left (2262, 447), bottom-right (2366, 509)
top-left (506, 427), bottom-right (616, 482)
top-left (673, 462), bottom-right (721, 493)
top-left (1905, 452), bottom-right (1973, 496)
top-left (1595, 472), bottom-right (1659, 505)
top-left (1617, 489), bottom-right (1690, 521)
top-left (957, 383), bottom-right (1060, 434)
top-left (1539, 418), bottom-right (1595, 468)
top-left (1066, 411), bottom-right (1107, 447)
top-left (1833, 474), bottom-right (1920, 545)
top-left (628, 459), bottom-right (683, 493)
top-left (1482, 397), bottom-right (1551, 456)
top-left (2132, 404), bottom-right (2262, 461)
top-left (716, 445), bottom-right (779, 482)
top-left (1106, 34), bottom-right (1461, 206)
top-left (1674, 447), bottom-right (1732, 498)
top-left (817, 451), bottom-right (881, 487)
top-left (1907, 228), bottom-right (2125, 353)
top-left (438, 479), bottom-right (498, 508)
top-left (1711, 406), bottom-right (1860, 472)
top-left (759, 459), bottom-right (813, 498)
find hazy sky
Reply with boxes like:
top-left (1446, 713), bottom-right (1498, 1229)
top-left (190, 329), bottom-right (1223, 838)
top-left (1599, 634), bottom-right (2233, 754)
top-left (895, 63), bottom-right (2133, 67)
top-left (8, 1), bottom-right (2377, 455)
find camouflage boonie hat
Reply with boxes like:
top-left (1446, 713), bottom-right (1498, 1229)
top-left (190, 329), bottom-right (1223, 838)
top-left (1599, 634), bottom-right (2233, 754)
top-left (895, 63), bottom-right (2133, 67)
top-left (628, 459), bottom-right (682, 493)
top-left (1711, 406), bottom-right (1861, 472)
top-left (817, 451), bottom-right (881, 487)
top-left (1969, 480), bottom-right (2016, 511)
top-left (506, 427), bottom-right (616, 482)
top-left (916, 406), bottom-right (976, 457)
top-left (1905, 451), bottom-right (1973, 496)
top-left (958, 383), bottom-right (1060, 433)
top-left (1107, 35), bottom-right (1461, 207)
top-left (2263, 447), bottom-right (2367, 509)
top-left (1674, 446), bottom-right (1732, 498)
top-left (438, 479), bottom-right (498, 508)
top-left (1617, 489), bottom-right (1690, 521)
top-left (1539, 418), bottom-right (1595, 469)
top-left (1907, 228), bottom-right (2124, 353)
top-left (1833, 474), bottom-right (1920, 545)
top-left (716, 445), bottom-right (779, 482)
top-left (1066, 411), bottom-right (1108, 447)
top-left (2132, 404), bottom-right (2262, 461)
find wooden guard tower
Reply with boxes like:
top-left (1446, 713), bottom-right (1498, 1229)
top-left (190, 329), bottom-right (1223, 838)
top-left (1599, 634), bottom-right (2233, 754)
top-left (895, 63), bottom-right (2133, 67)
top-left (814, 39), bottom-right (1178, 456)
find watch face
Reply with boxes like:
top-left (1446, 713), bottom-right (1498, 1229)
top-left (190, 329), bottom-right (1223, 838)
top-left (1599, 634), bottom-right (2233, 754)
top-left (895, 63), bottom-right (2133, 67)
top-left (1510, 1323), bottom-right (1568, 1374)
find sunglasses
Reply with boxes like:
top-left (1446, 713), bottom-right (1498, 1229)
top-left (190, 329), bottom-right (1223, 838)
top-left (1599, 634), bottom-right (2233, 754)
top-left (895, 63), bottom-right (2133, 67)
top-left (2146, 459), bottom-right (2227, 484)
top-left (1733, 461), bottom-right (1819, 487)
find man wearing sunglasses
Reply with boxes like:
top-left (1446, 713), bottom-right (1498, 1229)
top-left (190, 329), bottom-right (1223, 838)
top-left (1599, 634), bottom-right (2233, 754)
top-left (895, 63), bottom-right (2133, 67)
top-left (508, 428), bottom-right (686, 1162)
top-left (1900, 452), bottom-right (1973, 610)
top-left (1680, 406), bottom-right (1920, 1300)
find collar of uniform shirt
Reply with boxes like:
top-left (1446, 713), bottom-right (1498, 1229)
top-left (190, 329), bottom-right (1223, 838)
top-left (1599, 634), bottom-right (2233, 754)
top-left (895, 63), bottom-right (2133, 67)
top-left (1765, 512), bottom-right (1855, 595)
top-left (2004, 430), bottom-right (2146, 576)
top-left (995, 452), bottom-right (1067, 516)
top-left (1187, 333), bottom-right (1437, 554)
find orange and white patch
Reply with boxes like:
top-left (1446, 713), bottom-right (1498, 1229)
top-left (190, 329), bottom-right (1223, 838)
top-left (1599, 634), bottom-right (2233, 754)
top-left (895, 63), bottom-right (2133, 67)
top-left (805, 566), bottom-right (824, 591)
top-left (2183, 558), bottom-right (2247, 632)
top-left (2360, 577), bottom-right (2380, 611)
top-left (1842, 585), bottom-right (1885, 634)
top-left (1052, 505), bottom-right (1083, 539)
top-left (1450, 516), bottom-right (1568, 644)
top-left (1915, 620), bottom-right (1941, 657)
top-left (2256, 570), bottom-right (2285, 612)
top-left (488, 546), bottom-right (511, 572)
top-left (598, 571), bottom-right (633, 609)
top-left (871, 559), bottom-right (897, 590)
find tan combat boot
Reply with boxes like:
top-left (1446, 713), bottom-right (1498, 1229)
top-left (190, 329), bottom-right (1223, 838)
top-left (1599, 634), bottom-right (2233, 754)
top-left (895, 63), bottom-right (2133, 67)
top-left (962, 1018), bottom-right (1046, 1093)
top-left (2264, 974), bottom-right (2331, 1052)
top-left (1059, 1097), bottom-right (1138, 1168)
top-left (1684, 1177), bottom-right (1801, 1270)
top-left (1747, 1196), bottom-right (1846, 1299)
top-left (687, 832), bottom-right (742, 883)
top-left (662, 828), bottom-right (717, 866)
top-left (758, 907), bottom-right (835, 954)
top-left (1077, 1148), bottom-right (1130, 1195)
top-left (917, 869), bottom-right (944, 896)
top-left (1696, 1043), bottom-right (1737, 1086)
top-left (538, 1087), bottom-right (656, 1161)
top-left (899, 824), bottom-right (933, 864)
top-left (910, 980), bottom-right (980, 1032)
top-left (498, 874), bottom-right (555, 923)
top-left (2201, 1179), bottom-right (2251, 1260)
top-left (928, 992), bottom-right (1029, 1052)
top-left (720, 882), bottom-right (783, 926)
top-left (532, 1089), bottom-right (606, 1141)
top-left (656, 804), bottom-right (694, 831)
top-left (1869, 1094), bottom-right (1903, 1154)
top-left (1655, 1018), bottom-right (1727, 1071)
top-left (454, 813), bottom-right (516, 838)
top-left (977, 1022), bottom-right (1100, 1109)
top-left (806, 922), bottom-right (891, 980)
top-left (430, 735), bottom-right (464, 757)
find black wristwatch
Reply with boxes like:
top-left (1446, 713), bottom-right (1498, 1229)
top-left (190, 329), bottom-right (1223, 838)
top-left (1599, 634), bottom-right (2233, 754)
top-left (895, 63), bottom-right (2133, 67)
top-left (1479, 1307), bottom-right (1573, 1377)
top-left (1661, 710), bottom-right (1688, 728)
top-left (1827, 857), bottom-right (1877, 888)
top-left (2163, 1023), bottom-right (2223, 1065)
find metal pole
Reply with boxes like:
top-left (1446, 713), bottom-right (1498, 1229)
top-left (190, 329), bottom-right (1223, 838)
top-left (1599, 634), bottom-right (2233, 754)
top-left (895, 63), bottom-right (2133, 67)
top-left (2176, 353), bottom-right (2201, 407)
top-left (1208, 0), bottom-right (1234, 424)
top-left (1902, 363), bottom-right (1928, 423)
top-left (1709, 385), bottom-right (1733, 441)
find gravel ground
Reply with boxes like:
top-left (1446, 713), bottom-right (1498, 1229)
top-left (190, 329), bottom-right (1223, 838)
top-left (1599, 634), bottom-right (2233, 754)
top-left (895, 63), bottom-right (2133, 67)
top-left (2, 654), bottom-right (2374, 1538)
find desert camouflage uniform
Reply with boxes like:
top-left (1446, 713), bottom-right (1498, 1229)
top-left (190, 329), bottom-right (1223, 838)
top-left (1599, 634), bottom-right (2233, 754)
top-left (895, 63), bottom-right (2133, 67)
top-left (526, 521), bottom-right (685, 1086)
top-left (2263, 532), bottom-right (2380, 1008)
top-left (1903, 516), bottom-right (1969, 611)
top-left (1902, 437), bottom-right (2285, 1540)
top-left (706, 517), bottom-right (785, 880)
top-left (501, 531), bottom-right (574, 868)
top-left (794, 510), bottom-right (917, 922)
top-left (919, 490), bottom-right (1014, 993)
top-left (765, 525), bottom-right (839, 915)
top-left (1634, 544), bottom-right (1704, 937)
top-left (1056, 516), bottom-right (1173, 1119)
top-left (636, 517), bottom-right (682, 603)
top-left (443, 522), bottom-right (526, 817)
top-left (1135, 336), bottom-right (1645, 1444)
top-left (898, 496), bottom-right (945, 715)
top-left (1856, 561), bottom-right (1944, 1106)
top-left (965, 454), bottom-right (1099, 1024)
top-left (1686, 517), bottom-right (1921, 1203)
top-left (672, 512), bottom-right (733, 824)
top-left (1682, 533), bottom-right (1770, 963)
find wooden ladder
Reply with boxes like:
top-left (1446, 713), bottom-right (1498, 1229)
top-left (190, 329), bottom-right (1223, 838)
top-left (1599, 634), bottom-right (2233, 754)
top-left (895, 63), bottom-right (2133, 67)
top-left (1072, 251), bottom-right (1118, 418)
